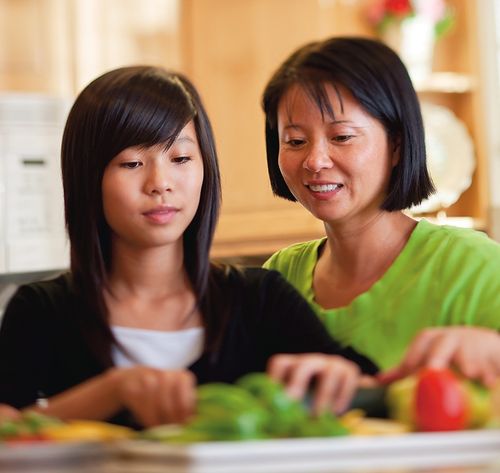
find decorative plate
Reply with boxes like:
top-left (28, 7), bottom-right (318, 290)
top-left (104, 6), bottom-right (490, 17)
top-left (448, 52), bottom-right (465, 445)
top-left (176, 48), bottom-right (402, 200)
top-left (410, 101), bottom-right (475, 214)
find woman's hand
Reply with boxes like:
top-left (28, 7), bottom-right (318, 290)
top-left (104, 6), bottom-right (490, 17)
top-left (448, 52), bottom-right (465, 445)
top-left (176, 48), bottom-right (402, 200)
top-left (111, 366), bottom-right (197, 427)
top-left (267, 353), bottom-right (361, 415)
top-left (379, 327), bottom-right (500, 387)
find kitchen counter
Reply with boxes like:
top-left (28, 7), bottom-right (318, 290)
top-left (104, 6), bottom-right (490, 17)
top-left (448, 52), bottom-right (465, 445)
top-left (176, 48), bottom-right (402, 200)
top-left (3, 429), bottom-right (500, 473)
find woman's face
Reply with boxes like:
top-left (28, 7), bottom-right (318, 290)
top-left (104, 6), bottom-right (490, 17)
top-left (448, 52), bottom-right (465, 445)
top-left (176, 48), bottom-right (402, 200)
top-left (101, 120), bottom-right (204, 250)
top-left (277, 83), bottom-right (398, 227)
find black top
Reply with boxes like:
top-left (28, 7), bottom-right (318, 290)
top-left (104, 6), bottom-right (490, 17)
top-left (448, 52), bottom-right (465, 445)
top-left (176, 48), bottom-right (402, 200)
top-left (0, 267), bottom-right (377, 424)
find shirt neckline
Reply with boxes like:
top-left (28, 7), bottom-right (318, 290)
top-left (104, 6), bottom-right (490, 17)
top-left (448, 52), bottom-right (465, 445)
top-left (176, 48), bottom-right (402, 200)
top-left (307, 219), bottom-right (427, 312)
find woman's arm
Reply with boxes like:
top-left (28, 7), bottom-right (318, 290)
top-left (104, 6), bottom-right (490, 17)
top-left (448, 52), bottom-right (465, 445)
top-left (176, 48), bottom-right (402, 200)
top-left (251, 269), bottom-right (378, 412)
top-left (256, 269), bottom-right (378, 373)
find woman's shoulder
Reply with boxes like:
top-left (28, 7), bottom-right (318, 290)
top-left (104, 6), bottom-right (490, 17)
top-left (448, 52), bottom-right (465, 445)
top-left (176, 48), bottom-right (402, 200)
top-left (415, 219), bottom-right (500, 259)
top-left (263, 238), bottom-right (325, 272)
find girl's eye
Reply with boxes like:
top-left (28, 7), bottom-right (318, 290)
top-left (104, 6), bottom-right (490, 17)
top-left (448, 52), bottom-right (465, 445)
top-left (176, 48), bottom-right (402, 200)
top-left (333, 135), bottom-right (353, 143)
top-left (120, 161), bottom-right (142, 169)
top-left (172, 156), bottom-right (191, 164)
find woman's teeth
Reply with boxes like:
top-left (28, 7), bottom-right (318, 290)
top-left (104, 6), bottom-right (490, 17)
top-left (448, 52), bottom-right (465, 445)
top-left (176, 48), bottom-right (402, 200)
top-left (308, 184), bottom-right (342, 192)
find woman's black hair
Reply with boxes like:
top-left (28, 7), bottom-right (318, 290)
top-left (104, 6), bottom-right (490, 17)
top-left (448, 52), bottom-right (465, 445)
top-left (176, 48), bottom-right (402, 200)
top-left (262, 36), bottom-right (435, 210)
top-left (61, 66), bottom-right (222, 364)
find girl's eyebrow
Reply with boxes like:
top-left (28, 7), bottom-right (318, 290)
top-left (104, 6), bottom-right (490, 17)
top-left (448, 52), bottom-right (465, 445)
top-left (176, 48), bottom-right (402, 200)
top-left (175, 135), bottom-right (196, 144)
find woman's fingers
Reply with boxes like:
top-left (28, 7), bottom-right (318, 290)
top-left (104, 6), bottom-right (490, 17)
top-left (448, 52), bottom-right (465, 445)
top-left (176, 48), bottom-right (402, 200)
top-left (397, 329), bottom-right (440, 374)
top-left (286, 355), bottom-right (328, 400)
top-left (380, 327), bottom-right (500, 387)
top-left (268, 353), bottom-right (361, 414)
top-left (423, 332), bottom-right (460, 370)
top-left (267, 354), bottom-right (295, 383)
top-left (314, 361), bottom-right (359, 414)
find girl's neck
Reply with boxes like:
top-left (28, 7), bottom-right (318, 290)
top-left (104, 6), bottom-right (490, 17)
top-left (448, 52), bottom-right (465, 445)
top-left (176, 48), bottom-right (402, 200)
top-left (104, 239), bottom-right (201, 330)
top-left (107, 239), bottom-right (187, 299)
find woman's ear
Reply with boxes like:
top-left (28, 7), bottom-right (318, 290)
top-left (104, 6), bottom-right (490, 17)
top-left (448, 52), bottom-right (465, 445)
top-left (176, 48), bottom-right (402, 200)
top-left (391, 139), bottom-right (401, 168)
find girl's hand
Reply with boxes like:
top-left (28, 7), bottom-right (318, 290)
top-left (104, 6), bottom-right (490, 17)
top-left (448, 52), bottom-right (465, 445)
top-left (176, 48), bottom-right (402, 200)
top-left (112, 366), bottom-right (196, 427)
top-left (0, 404), bottom-right (21, 421)
top-left (267, 353), bottom-right (361, 415)
top-left (379, 327), bottom-right (500, 387)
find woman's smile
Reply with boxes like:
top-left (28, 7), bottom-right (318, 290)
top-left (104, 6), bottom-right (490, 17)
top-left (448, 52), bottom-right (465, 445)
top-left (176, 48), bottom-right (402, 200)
top-left (305, 180), bottom-right (344, 200)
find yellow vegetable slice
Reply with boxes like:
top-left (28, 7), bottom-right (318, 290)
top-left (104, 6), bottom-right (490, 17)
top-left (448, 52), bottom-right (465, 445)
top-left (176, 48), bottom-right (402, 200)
top-left (42, 420), bottom-right (134, 441)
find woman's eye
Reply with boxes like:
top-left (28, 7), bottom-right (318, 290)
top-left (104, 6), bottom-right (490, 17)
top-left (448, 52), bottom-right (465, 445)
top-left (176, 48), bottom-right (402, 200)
top-left (120, 161), bottom-right (142, 169)
top-left (333, 135), bottom-right (353, 143)
top-left (286, 139), bottom-right (305, 147)
top-left (172, 156), bottom-right (191, 164)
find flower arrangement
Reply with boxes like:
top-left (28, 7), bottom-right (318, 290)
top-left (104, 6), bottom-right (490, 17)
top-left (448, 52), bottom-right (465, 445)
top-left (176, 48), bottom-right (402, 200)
top-left (367, 0), bottom-right (455, 38)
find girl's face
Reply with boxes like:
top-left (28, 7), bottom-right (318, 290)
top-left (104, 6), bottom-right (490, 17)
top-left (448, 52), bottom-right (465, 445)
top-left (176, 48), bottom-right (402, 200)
top-left (101, 120), bottom-right (204, 250)
top-left (277, 83), bottom-right (398, 228)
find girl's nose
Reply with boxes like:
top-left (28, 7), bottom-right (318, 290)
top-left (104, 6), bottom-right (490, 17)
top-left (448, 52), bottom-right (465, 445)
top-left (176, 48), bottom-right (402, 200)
top-left (145, 165), bottom-right (171, 195)
top-left (303, 141), bottom-right (334, 173)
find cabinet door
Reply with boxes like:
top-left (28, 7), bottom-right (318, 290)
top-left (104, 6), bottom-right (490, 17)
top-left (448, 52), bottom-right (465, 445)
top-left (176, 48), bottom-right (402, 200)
top-left (71, 0), bottom-right (183, 91)
top-left (181, 0), bottom-right (371, 257)
top-left (0, 0), bottom-right (72, 94)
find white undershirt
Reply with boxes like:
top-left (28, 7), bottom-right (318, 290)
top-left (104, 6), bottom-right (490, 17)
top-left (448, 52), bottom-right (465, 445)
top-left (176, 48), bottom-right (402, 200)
top-left (111, 326), bottom-right (204, 369)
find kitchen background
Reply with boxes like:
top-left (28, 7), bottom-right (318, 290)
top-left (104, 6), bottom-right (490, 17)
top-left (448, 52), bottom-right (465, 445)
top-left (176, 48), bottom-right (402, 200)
top-left (1, 0), bottom-right (500, 316)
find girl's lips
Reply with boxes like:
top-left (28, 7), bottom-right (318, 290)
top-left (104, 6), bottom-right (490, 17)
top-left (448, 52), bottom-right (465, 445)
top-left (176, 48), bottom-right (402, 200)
top-left (142, 207), bottom-right (179, 224)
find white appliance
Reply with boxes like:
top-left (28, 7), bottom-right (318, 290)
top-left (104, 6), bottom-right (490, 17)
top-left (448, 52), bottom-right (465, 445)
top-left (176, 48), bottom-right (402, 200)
top-left (0, 94), bottom-right (69, 274)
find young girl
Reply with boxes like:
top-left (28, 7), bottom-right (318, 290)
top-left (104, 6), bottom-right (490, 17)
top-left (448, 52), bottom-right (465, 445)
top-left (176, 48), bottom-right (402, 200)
top-left (0, 66), bottom-right (377, 428)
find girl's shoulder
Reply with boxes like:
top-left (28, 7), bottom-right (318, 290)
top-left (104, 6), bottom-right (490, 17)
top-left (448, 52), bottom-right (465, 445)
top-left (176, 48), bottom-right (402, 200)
top-left (4, 272), bottom-right (78, 323)
top-left (210, 263), bottom-right (288, 289)
top-left (14, 272), bottom-right (75, 302)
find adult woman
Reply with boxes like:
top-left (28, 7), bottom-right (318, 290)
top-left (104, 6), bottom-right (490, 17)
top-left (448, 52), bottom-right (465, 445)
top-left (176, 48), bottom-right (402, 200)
top-left (262, 37), bottom-right (500, 385)
top-left (0, 66), bottom-right (376, 428)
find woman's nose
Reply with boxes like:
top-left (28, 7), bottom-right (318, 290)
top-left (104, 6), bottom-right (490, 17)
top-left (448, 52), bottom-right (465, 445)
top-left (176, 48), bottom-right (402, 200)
top-left (303, 141), bottom-right (334, 173)
top-left (145, 165), bottom-right (171, 195)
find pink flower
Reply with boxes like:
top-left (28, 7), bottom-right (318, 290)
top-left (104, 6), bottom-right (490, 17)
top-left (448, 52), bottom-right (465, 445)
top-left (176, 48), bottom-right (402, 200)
top-left (366, 0), bottom-right (452, 32)
top-left (413, 0), bottom-right (446, 22)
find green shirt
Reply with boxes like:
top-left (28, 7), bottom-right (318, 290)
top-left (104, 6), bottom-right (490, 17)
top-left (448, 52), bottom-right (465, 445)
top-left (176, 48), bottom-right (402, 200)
top-left (263, 219), bottom-right (500, 370)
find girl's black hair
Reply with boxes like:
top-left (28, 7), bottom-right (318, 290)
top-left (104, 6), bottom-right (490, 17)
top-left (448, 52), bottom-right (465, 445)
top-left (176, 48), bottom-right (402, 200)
top-left (262, 36), bottom-right (435, 210)
top-left (61, 66), bottom-right (223, 365)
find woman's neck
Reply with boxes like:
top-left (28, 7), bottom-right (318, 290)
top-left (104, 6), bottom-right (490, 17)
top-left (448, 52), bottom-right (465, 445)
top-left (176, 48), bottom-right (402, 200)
top-left (312, 211), bottom-right (417, 310)
top-left (320, 211), bottom-right (417, 287)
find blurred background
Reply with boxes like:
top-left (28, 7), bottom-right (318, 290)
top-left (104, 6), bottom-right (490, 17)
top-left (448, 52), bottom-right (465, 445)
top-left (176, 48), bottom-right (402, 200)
top-left (0, 0), bottom-right (499, 308)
